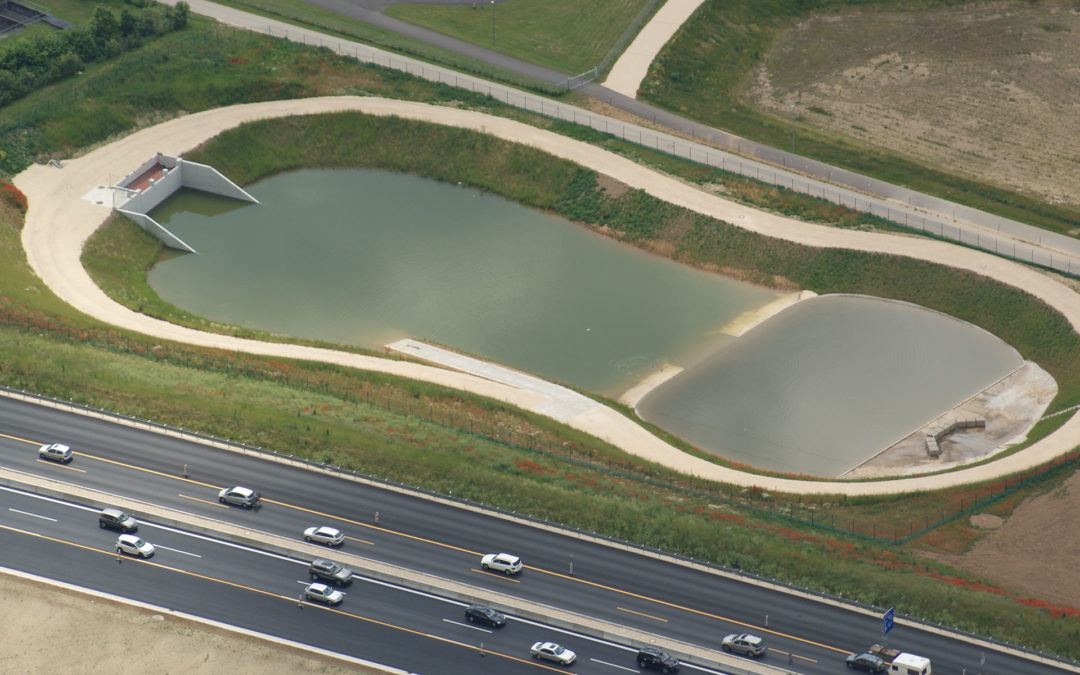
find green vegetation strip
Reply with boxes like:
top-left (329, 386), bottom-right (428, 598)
top-left (386, 0), bottom-right (651, 76)
top-left (205, 0), bottom-right (561, 94)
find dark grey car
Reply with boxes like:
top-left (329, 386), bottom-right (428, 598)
top-left (464, 604), bottom-right (506, 628)
top-left (309, 558), bottom-right (353, 586)
top-left (637, 646), bottom-right (680, 672)
top-left (98, 508), bottom-right (138, 532)
top-left (846, 652), bottom-right (887, 672)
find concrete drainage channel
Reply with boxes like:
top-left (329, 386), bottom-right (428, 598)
top-left (0, 466), bottom-right (795, 675)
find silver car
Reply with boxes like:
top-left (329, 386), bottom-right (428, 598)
top-left (38, 443), bottom-right (73, 464)
top-left (116, 534), bottom-right (155, 558)
top-left (218, 486), bottom-right (260, 508)
top-left (722, 633), bottom-right (766, 657)
top-left (530, 641), bottom-right (576, 666)
top-left (303, 582), bottom-right (344, 606)
top-left (303, 526), bottom-right (344, 546)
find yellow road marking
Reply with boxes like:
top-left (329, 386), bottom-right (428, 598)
top-left (0, 432), bottom-right (40, 444)
top-left (472, 568), bottom-right (521, 583)
top-left (35, 459), bottom-right (86, 473)
top-left (616, 606), bottom-right (668, 622)
top-left (344, 536), bottom-right (374, 546)
top-left (769, 648), bottom-right (818, 663)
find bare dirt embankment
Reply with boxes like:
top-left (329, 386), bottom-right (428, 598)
top-left (746, 0), bottom-right (1080, 215)
top-left (925, 468), bottom-right (1080, 609)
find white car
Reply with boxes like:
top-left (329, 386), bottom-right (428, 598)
top-left (481, 552), bottom-right (522, 575)
top-left (303, 582), bottom-right (344, 605)
top-left (304, 526), bottom-right (344, 546)
top-left (116, 534), bottom-right (155, 558)
top-left (530, 641), bottom-right (576, 666)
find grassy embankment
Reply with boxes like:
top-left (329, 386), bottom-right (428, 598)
top-left (637, 0), bottom-right (1080, 236)
top-left (4, 11), bottom-right (1080, 658)
top-left (385, 0), bottom-right (656, 76)
top-left (205, 0), bottom-right (562, 94)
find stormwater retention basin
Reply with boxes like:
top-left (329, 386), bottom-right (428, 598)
top-left (636, 294), bottom-right (1024, 477)
top-left (145, 168), bottom-right (783, 395)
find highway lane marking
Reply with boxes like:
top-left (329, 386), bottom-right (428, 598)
top-left (35, 459), bottom-right (85, 472)
top-left (8, 508), bottom-right (57, 522)
top-left (81, 453), bottom-right (221, 490)
top-left (344, 535), bottom-right (374, 546)
top-left (0, 432), bottom-right (38, 444)
top-left (766, 647), bottom-right (817, 663)
top-left (46, 448), bottom-right (847, 657)
top-left (589, 658), bottom-right (637, 672)
top-left (442, 618), bottom-right (493, 633)
top-left (153, 544), bottom-right (201, 558)
top-left (471, 568), bottom-right (521, 583)
top-left (178, 493), bottom-right (229, 508)
top-left (615, 606), bottom-right (667, 622)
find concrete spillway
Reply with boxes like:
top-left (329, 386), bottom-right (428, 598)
top-left (114, 153), bottom-right (257, 253)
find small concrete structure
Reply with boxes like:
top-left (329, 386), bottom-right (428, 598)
top-left (925, 417), bottom-right (986, 458)
top-left (113, 153), bottom-right (257, 254)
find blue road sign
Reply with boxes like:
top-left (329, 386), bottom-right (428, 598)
top-left (883, 607), bottom-right (895, 635)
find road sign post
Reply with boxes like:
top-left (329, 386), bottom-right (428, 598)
top-left (882, 607), bottom-right (895, 636)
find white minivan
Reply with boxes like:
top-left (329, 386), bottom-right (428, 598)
top-left (890, 653), bottom-right (931, 675)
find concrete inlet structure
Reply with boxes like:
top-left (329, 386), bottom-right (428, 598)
top-left (113, 153), bottom-right (257, 254)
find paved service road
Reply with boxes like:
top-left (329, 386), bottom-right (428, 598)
top-left (286, 0), bottom-right (1080, 274)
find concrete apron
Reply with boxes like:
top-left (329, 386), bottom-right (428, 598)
top-left (0, 464), bottom-right (791, 675)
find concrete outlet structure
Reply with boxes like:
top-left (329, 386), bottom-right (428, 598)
top-left (113, 152), bottom-right (258, 253)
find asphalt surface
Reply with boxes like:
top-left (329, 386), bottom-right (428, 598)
top-left (0, 395), bottom-right (1075, 675)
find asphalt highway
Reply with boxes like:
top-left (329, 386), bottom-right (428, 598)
top-left (0, 395), bottom-right (1074, 674)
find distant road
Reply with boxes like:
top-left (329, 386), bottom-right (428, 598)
top-left (285, 0), bottom-right (1080, 274)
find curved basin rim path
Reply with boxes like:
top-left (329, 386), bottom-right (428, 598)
top-left (15, 96), bottom-right (1080, 497)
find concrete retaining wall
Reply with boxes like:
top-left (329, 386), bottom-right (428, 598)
top-left (116, 209), bottom-right (197, 253)
top-left (114, 153), bottom-right (257, 254)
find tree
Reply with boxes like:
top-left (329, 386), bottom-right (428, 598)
top-left (172, 1), bottom-right (189, 29)
top-left (91, 6), bottom-right (119, 42)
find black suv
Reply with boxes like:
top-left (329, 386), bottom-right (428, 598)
top-left (98, 508), bottom-right (139, 532)
top-left (464, 604), bottom-right (506, 628)
top-left (637, 646), bottom-right (680, 673)
top-left (308, 558), bottom-right (353, 586)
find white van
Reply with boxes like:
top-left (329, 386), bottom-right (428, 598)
top-left (890, 653), bottom-right (932, 675)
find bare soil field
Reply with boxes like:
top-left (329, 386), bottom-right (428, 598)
top-left (926, 467), bottom-right (1080, 609)
top-left (0, 573), bottom-right (368, 674)
top-left (745, 0), bottom-right (1080, 215)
